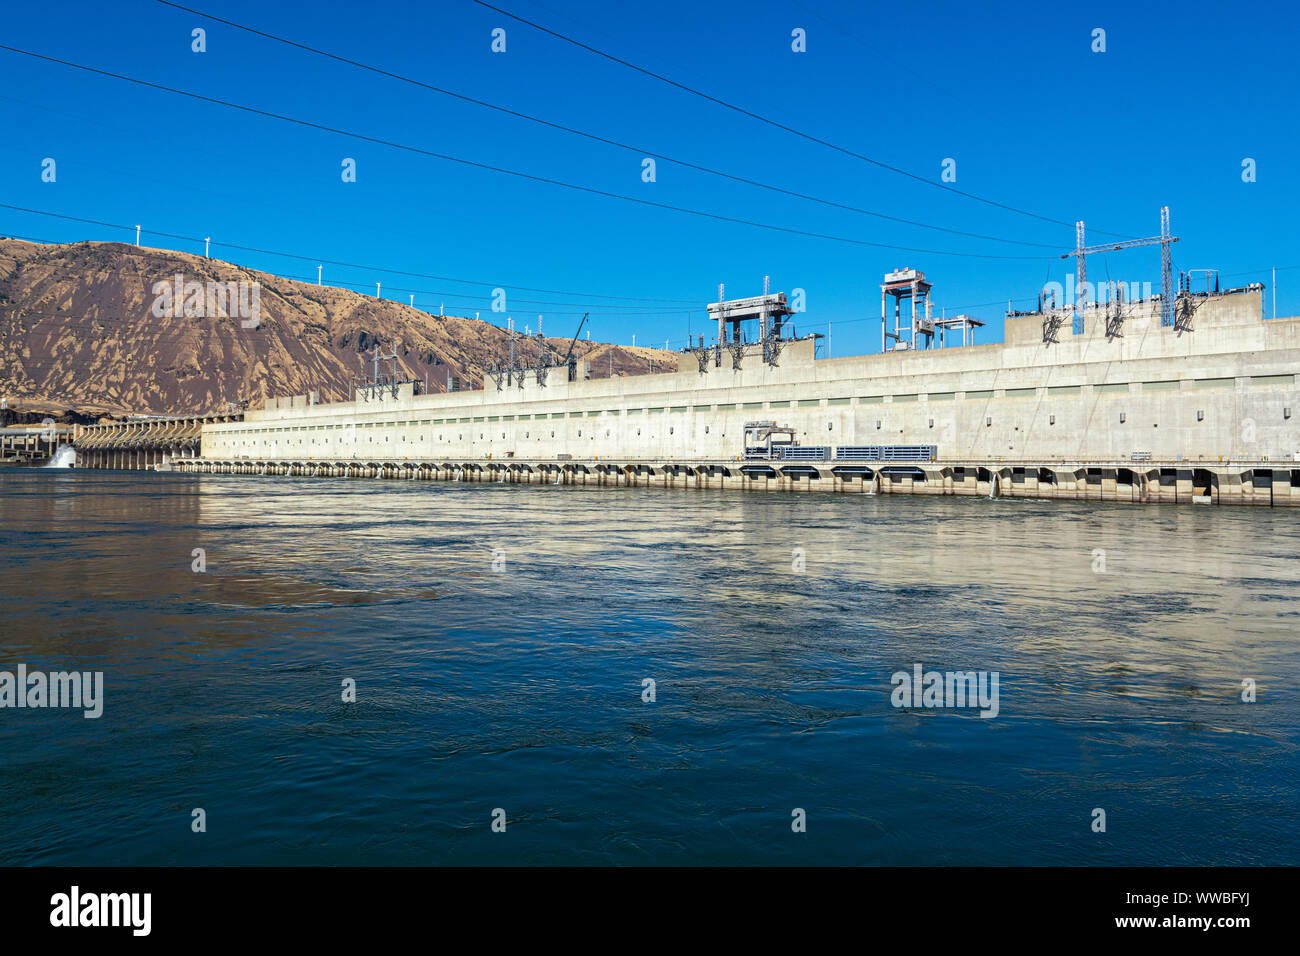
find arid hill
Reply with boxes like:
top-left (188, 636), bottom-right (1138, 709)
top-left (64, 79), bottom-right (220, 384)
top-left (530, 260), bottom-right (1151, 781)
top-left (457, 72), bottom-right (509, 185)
top-left (0, 238), bottom-right (676, 417)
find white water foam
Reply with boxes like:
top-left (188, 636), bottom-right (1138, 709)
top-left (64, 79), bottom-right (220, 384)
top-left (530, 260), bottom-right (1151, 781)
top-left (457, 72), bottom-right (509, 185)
top-left (44, 445), bottom-right (76, 468)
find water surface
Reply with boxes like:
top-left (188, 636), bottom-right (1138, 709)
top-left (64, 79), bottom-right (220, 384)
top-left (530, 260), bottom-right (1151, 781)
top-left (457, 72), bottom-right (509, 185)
top-left (0, 470), bottom-right (1296, 865)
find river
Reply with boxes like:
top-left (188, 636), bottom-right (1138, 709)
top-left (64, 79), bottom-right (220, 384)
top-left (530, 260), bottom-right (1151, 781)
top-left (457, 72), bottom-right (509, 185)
top-left (0, 469), bottom-right (1296, 864)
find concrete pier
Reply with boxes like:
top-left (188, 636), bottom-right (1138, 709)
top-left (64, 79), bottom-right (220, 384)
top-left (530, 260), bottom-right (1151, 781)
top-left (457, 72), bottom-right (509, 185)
top-left (0, 424), bottom-right (75, 464)
top-left (168, 455), bottom-right (1298, 507)
top-left (73, 414), bottom-right (241, 470)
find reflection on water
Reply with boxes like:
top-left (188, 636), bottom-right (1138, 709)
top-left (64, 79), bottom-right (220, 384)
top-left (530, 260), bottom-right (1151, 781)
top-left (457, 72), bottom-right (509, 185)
top-left (0, 470), bottom-right (1297, 865)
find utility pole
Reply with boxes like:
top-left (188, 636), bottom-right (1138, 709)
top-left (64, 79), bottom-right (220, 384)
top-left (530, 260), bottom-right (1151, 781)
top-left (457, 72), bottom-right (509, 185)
top-left (376, 281), bottom-right (382, 298)
top-left (204, 237), bottom-right (210, 257)
top-left (369, 341), bottom-right (400, 386)
top-left (317, 265), bottom-right (322, 285)
top-left (410, 294), bottom-right (414, 307)
top-left (134, 225), bottom-right (141, 246)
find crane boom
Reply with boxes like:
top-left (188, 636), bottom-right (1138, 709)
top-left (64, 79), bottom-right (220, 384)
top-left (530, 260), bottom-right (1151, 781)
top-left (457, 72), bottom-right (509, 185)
top-left (562, 313), bottom-right (589, 374)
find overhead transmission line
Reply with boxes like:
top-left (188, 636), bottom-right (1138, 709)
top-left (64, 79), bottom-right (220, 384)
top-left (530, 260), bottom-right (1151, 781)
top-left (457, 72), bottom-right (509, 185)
top-left (0, 228), bottom-right (698, 326)
top-left (155, 0), bottom-right (1055, 250)
top-left (0, 202), bottom-right (701, 308)
top-left (471, 0), bottom-right (1136, 240)
top-left (7, 220), bottom-right (1294, 339)
top-left (0, 303), bottom-right (691, 347)
top-left (0, 236), bottom-right (690, 315)
top-left (0, 44), bottom-right (1054, 261)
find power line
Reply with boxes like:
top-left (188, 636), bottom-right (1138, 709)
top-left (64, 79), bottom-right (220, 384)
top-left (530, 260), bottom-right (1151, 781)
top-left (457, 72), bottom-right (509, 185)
top-left (0, 233), bottom-right (696, 330)
top-left (0, 204), bottom-right (705, 309)
top-left (153, 0), bottom-right (1057, 251)
top-left (793, 297), bottom-right (1039, 332)
top-left (1218, 265), bottom-right (1300, 278)
top-left (0, 302), bottom-right (686, 352)
top-left (0, 230), bottom-right (694, 314)
top-left (7, 221), bottom-right (1296, 315)
top-left (471, 0), bottom-right (1135, 240)
top-left (0, 44), bottom-right (1053, 261)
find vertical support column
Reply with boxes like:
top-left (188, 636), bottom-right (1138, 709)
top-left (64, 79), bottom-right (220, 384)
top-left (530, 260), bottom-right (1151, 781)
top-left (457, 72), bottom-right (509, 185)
top-left (910, 279), bottom-right (918, 349)
top-left (1160, 206), bottom-right (1173, 327)
top-left (881, 287), bottom-right (887, 353)
top-left (716, 283), bottom-right (725, 347)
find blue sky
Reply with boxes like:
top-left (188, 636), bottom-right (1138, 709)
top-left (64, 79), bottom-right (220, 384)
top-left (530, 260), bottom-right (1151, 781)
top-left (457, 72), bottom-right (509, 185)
top-left (1, 0), bottom-right (1295, 357)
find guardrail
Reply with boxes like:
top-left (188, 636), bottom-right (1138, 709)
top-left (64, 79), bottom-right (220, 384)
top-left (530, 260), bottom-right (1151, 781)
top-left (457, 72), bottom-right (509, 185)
top-left (777, 445), bottom-right (830, 461)
top-left (744, 446), bottom-right (831, 461)
top-left (835, 445), bottom-right (937, 461)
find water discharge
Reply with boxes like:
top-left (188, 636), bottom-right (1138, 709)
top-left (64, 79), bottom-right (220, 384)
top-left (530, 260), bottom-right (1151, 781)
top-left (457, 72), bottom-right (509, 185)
top-left (43, 445), bottom-right (76, 468)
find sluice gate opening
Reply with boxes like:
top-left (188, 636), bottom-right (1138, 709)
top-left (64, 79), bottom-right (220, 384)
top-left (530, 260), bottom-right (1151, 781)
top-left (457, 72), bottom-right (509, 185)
top-left (171, 455), bottom-right (1299, 507)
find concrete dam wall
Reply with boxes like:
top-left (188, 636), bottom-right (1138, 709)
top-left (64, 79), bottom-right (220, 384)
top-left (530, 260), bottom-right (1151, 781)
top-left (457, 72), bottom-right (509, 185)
top-left (80, 289), bottom-right (1300, 506)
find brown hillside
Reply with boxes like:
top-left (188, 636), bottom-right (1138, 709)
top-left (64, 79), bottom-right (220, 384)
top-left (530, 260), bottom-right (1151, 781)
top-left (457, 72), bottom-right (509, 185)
top-left (0, 238), bottom-right (676, 417)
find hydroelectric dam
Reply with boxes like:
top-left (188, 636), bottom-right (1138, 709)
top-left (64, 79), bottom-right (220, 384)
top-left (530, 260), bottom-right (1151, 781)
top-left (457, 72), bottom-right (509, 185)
top-left (74, 276), bottom-right (1300, 507)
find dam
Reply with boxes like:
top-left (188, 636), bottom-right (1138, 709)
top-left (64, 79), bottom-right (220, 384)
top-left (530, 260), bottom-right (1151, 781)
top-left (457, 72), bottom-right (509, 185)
top-left (75, 276), bottom-right (1300, 507)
